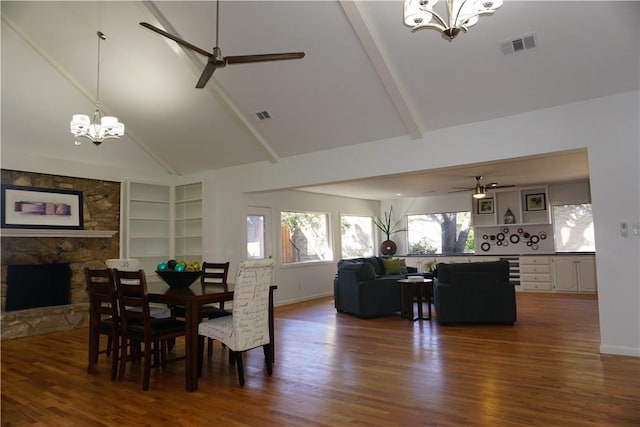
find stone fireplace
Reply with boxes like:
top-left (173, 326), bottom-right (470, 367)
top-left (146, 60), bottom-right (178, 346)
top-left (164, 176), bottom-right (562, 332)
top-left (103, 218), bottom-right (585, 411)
top-left (1, 170), bottom-right (120, 339)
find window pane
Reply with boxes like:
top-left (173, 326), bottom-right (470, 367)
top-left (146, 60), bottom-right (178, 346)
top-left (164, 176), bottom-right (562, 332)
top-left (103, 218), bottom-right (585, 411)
top-left (247, 214), bottom-right (265, 259)
top-left (341, 215), bottom-right (374, 258)
top-left (281, 211), bottom-right (332, 264)
top-left (407, 212), bottom-right (473, 255)
top-left (553, 204), bottom-right (596, 252)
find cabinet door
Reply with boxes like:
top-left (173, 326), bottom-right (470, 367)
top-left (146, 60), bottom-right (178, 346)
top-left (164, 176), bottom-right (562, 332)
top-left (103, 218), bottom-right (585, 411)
top-left (553, 258), bottom-right (578, 291)
top-left (577, 257), bottom-right (597, 292)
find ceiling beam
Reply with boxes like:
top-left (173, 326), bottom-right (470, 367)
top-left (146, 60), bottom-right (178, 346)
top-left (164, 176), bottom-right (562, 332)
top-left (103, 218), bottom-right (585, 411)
top-left (139, 1), bottom-right (280, 164)
top-left (339, 1), bottom-right (423, 140)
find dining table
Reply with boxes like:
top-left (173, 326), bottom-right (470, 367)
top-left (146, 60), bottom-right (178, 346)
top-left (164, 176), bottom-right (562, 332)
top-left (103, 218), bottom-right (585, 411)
top-left (148, 280), bottom-right (277, 392)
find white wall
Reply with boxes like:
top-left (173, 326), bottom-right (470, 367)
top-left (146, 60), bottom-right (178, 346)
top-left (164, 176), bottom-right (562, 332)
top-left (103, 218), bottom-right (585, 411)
top-left (210, 92), bottom-right (640, 357)
top-left (3, 92), bottom-right (638, 356)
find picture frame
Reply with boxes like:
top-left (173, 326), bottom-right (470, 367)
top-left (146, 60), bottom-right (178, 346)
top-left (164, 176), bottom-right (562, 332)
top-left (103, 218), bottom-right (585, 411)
top-left (1, 185), bottom-right (83, 229)
top-left (476, 197), bottom-right (494, 215)
top-left (525, 193), bottom-right (546, 211)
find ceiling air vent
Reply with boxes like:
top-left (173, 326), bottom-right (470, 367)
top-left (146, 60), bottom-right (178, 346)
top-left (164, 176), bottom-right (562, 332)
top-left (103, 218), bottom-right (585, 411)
top-left (500, 33), bottom-right (537, 55)
top-left (254, 110), bottom-right (272, 121)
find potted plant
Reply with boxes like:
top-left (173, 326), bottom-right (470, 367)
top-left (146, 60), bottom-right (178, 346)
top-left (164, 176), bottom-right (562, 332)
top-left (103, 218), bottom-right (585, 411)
top-left (374, 206), bottom-right (407, 255)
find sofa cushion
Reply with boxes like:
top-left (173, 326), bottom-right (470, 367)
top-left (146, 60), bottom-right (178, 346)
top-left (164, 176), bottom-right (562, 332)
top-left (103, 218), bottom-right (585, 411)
top-left (338, 262), bottom-right (376, 281)
top-left (363, 257), bottom-right (385, 276)
top-left (381, 258), bottom-right (402, 275)
top-left (437, 260), bottom-right (509, 282)
top-left (398, 259), bottom-right (408, 274)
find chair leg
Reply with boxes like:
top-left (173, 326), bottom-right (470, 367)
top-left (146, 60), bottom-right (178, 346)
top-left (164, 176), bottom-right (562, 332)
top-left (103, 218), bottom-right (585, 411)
top-left (235, 352), bottom-right (245, 387)
top-left (87, 327), bottom-right (99, 374)
top-left (110, 332), bottom-right (120, 381)
top-left (197, 335), bottom-right (205, 377)
top-left (118, 338), bottom-right (128, 381)
top-left (105, 335), bottom-right (113, 357)
top-left (229, 349), bottom-right (236, 366)
top-left (142, 340), bottom-right (152, 391)
top-left (207, 338), bottom-right (214, 358)
top-left (263, 344), bottom-right (273, 376)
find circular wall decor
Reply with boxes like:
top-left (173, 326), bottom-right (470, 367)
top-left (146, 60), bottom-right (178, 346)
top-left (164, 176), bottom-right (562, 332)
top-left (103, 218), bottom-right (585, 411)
top-left (483, 234), bottom-right (488, 240)
top-left (531, 244), bottom-right (539, 250)
top-left (539, 232), bottom-right (547, 240)
top-left (523, 232), bottom-right (531, 238)
top-left (510, 234), bottom-right (520, 244)
top-left (502, 227), bottom-right (509, 234)
top-left (497, 233), bottom-right (505, 241)
top-left (517, 228), bottom-right (524, 234)
top-left (481, 242), bottom-right (491, 252)
top-left (490, 235), bottom-right (496, 241)
top-left (530, 235), bottom-right (540, 244)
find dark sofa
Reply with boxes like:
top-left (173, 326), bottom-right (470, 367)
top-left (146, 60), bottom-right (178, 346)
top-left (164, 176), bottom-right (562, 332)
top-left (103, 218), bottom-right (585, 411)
top-left (333, 257), bottom-right (417, 318)
top-left (434, 260), bottom-right (517, 325)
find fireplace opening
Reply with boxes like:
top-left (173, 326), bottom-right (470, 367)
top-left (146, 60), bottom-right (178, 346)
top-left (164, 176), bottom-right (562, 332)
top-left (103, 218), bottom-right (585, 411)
top-left (5, 263), bottom-right (71, 311)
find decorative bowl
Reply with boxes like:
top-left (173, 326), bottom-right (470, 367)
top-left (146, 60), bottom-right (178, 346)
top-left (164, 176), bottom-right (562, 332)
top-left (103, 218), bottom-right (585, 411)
top-left (156, 270), bottom-right (201, 288)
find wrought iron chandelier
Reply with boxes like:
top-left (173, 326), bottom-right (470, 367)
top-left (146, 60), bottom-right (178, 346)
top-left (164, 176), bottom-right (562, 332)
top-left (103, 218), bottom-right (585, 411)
top-left (404, 0), bottom-right (503, 41)
top-left (70, 31), bottom-right (124, 146)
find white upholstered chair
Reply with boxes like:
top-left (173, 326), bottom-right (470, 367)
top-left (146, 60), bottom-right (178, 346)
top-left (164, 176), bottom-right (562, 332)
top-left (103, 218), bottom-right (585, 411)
top-left (197, 259), bottom-right (274, 386)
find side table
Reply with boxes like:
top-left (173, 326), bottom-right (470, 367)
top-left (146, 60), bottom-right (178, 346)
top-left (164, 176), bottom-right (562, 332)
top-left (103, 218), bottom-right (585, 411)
top-left (397, 278), bottom-right (433, 321)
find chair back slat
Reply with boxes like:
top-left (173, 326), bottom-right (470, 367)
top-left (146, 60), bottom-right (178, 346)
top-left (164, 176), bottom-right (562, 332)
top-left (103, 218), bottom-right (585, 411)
top-left (112, 269), bottom-right (150, 329)
top-left (85, 268), bottom-right (117, 319)
top-left (201, 262), bottom-right (230, 291)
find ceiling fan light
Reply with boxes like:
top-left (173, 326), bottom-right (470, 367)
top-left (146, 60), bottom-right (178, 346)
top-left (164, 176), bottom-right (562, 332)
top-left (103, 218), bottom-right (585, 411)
top-left (472, 191), bottom-right (486, 199)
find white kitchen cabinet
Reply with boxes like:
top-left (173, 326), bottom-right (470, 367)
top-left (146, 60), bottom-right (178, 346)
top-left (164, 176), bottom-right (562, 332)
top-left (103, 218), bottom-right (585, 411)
top-left (519, 256), bottom-right (552, 291)
top-left (552, 256), bottom-right (597, 293)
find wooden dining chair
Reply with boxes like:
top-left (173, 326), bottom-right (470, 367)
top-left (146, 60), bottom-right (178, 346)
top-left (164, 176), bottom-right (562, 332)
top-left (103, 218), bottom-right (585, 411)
top-left (197, 259), bottom-right (273, 386)
top-left (85, 267), bottom-right (119, 380)
top-left (112, 269), bottom-right (186, 390)
top-left (172, 261), bottom-right (231, 357)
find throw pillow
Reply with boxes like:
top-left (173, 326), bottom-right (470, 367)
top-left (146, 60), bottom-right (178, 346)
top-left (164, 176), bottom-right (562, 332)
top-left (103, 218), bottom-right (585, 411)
top-left (381, 258), bottom-right (402, 275)
top-left (398, 259), bottom-right (408, 274)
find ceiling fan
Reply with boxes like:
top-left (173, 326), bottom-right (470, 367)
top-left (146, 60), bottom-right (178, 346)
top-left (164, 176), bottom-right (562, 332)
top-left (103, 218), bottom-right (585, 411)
top-left (449, 176), bottom-right (514, 198)
top-left (140, 0), bottom-right (305, 88)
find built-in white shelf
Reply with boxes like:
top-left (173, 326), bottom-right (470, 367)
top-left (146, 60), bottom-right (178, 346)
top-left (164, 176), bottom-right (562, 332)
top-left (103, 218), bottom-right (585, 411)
top-left (0, 229), bottom-right (117, 238)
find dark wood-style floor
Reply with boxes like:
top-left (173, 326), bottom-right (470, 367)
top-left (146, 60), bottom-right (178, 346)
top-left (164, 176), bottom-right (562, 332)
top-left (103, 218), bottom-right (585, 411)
top-left (2, 292), bottom-right (639, 426)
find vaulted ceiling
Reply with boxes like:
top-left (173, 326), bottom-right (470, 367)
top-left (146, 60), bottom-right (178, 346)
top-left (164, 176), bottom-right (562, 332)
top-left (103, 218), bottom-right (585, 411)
top-left (2, 1), bottom-right (638, 199)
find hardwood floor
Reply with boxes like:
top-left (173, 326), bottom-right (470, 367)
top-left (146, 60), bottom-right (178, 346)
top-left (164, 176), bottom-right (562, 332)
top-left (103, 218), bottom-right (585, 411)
top-left (2, 292), bottom-right (639, 426)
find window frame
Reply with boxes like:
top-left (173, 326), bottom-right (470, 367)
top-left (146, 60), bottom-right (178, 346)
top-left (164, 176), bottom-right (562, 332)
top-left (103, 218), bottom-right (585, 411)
top-left (280, 210), bottom-right (333, 265)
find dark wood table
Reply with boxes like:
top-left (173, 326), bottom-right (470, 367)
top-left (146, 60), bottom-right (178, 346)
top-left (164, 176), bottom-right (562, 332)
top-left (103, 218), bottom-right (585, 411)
top-left (148, 282), bottom-right (277, 392)
top-left (397, 278), bottom-right (433, 321)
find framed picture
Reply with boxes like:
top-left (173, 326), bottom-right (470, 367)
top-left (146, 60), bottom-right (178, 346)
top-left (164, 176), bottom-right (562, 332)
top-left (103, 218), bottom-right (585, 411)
top-left (525, 193), bottom-right (546, 211)
top-left (1, 185), bottom-right (83, 229)
top-left (477, 198), bottom-right (494, 215)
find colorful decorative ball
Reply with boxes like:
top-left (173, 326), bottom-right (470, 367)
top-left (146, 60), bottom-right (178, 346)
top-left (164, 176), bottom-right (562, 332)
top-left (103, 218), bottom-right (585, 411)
top-left (174, 264), bottom-right (186, 272)
top-left (190, 262), bottom-right (201, 271)
top-left (157, 262), bottom-right (168, 271)
top-left (167, 259), bottom-right (177, 270)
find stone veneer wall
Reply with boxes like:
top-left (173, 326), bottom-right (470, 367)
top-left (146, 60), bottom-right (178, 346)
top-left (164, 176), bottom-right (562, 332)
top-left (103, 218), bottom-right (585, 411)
top-left (1, 170), bottom-right (120, 339)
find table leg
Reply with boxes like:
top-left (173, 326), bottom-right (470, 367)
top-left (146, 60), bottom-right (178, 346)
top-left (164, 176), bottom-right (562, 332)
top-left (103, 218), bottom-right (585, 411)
top-left (185, 300), bottom-right (199, 392)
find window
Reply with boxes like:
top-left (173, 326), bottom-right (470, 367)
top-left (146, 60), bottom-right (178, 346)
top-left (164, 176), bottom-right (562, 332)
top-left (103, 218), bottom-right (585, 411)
top-left (407, 211), bottom-right (473, 255)
top-left (553, 203), bottom-right (595, 252)
top-left (281, 211), bottom-right (332, 264)
top-left (340, 215), bottom-right (374, 258)
top-left (247, 214), bottom-right (266, 259)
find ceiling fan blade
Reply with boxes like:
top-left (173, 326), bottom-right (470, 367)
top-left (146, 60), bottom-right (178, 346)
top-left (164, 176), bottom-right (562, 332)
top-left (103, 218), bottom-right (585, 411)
top-left (140, 22), bottom-right (212, 58)
top-left (226, 52), bottom-right (305, 64)
top-left (195, 61), bottom-right (218, 88)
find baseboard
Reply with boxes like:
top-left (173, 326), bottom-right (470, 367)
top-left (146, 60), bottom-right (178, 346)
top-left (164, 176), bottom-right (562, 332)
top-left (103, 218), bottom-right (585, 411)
top-left (600, 344), bottom-right (640, 357)
top-left (276, 291), bottom-right (333, 307)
